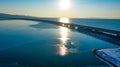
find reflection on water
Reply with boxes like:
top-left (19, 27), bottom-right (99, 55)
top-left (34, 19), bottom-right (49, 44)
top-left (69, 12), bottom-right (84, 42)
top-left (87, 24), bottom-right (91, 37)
top-left (59, 18), bottom-right (70, 23)
top-left (59, 27), bottom-right (69, 44)
top-left (58, 18), bottom-right (70, 56)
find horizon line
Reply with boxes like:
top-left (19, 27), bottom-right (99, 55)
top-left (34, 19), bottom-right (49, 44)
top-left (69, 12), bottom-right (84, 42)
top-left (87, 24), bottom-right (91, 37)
top-left (0, 13), bottom-right (120, 20)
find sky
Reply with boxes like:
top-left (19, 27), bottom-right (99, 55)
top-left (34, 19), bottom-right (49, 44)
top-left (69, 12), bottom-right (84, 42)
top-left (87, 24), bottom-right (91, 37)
top-left (0, 0), bottom-right (120, 18)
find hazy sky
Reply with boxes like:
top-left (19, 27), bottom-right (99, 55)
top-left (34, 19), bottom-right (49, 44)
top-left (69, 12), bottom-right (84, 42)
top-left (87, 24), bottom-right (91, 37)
top-left (0, 0), bottom-right (120, 18)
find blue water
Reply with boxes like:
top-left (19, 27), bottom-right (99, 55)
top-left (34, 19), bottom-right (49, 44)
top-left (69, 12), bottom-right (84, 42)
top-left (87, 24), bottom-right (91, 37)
top-left (0, 18), bottom-right (119, 67)
top-left (70, 18), bottom-right (120, 31)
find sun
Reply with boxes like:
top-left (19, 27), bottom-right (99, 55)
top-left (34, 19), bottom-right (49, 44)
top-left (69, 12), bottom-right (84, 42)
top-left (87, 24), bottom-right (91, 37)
top-left (59, 0), bottom-right (71, 9)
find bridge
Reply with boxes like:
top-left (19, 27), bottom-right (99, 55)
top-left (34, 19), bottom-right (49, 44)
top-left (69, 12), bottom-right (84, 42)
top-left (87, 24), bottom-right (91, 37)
top-left (0, 16), bottom-right (120, 46)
